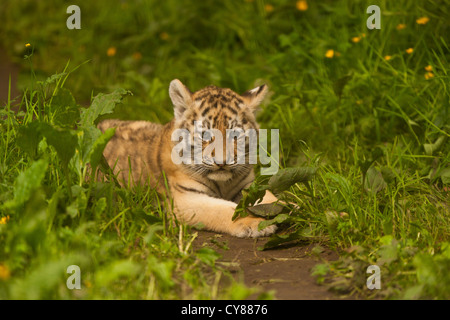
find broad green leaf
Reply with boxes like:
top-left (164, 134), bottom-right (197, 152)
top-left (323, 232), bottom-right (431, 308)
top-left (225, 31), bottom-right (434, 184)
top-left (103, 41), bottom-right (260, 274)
top-left (146, 256), bottom-right (175, 289)
top-left (268, 167), bottom-right (317, 193)
top-left (259, 229), bottom-right (308, 250)
top-left (232, 182), bottom-right (266, 221)
top-left (17, 122), bottom-right (77, 166)
top-left (50, 88), bottom-right (80, 128)
top-left (377, 239), bottom-right (399, 265)
top-left (403, 285), bottom-right (424, 300)
top-left (258, 213), bottom-right (290, 230)
top-left (80, 125), bottom-right (102, 164)
top-left (196, 247), bottom-right (221, 267)
top-left (439, 168), bottom-right (450, 184)
top-left (89, 127), bottom-right (116, 171)
top-left (2, 159), bottom-right (48, 209)
top-left (9, 257), bottom-right (79, 299)
top-left (364, 166), bottom-right (387, 194)
top-left (95, 259), bottom-right (142, 287)
top-left (80, 88), bottom-right (131, 127)
top-left (14, 158), bottom-right (48, 205)
top-left (16, 121), bottom-right (42, 159)
top-left (39, 123), bottom-right (78, 166)
top-left (379, 235), bottom-right (394, 246)
top-left (227, 282), bottom-right (254, 300)
top-left (247, 202), bottom-right (285, 218)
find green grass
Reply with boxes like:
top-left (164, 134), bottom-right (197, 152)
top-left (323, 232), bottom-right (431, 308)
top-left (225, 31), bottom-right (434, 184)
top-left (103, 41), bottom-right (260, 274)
top-left (1, 0), bottom-right (449, 299)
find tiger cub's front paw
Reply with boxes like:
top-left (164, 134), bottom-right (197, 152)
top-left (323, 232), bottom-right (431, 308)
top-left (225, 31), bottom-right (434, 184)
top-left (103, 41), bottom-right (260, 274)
top-left (230, 216), bottom-right (277, 238)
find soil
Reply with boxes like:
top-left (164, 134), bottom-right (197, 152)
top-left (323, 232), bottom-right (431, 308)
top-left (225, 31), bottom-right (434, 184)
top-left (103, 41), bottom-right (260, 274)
top-left (194, 231), bottom-right (346, 300)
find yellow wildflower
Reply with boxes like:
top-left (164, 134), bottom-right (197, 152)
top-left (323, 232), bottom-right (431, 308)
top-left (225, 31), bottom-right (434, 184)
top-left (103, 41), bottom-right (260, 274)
top-left (396, 24), bottom-right (406, 30)
top-left (132, 52), bottom-right (142, 61)
top-left (416, 17), bottom-right (429, 25)
top-left (296, 0), bottom-right (308, 11)
top-left (106, 47), bottom-right (117, 57)
top-left (0, 216), bottom-right (10, 224)
top-left (384, 55), bottom-right (392, 61)
top-left (160, 32), bottom-right (170, 40)
top-left (424, 72), bottom-right (434, 80)
top-left (25, 43), bottom-right (31, 48)
top-left (424, 65), bottom-right (433, 72)
top-left (264, 4), bottom-right (274, 12)
top-left (325, 49), bottom-right (334, 58)
top-left (351, 36), bottom-right (361, 43)
top-left (0, 264), bottom-right (10, 280)
top-left (406, 48), bottom-right (414, 54)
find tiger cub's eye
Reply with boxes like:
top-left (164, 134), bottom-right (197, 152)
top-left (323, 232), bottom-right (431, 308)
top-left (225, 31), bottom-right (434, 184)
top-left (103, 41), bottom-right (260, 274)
top-left (202, 130), bottom-right (212, 141)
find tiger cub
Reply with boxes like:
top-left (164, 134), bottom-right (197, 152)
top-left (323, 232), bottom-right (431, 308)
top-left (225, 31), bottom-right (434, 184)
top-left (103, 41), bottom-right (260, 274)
top-left (98, 79), bottom-right (278, 238)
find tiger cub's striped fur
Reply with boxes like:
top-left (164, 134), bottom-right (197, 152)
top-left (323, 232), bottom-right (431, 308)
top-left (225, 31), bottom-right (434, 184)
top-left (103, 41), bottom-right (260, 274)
top-left (98, 79), bottom-right (277, 238)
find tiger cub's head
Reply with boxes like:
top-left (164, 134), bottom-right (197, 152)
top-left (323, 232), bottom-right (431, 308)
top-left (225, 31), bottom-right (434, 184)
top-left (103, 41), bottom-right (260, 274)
top-left (169, 79), bottom-right (268, 182)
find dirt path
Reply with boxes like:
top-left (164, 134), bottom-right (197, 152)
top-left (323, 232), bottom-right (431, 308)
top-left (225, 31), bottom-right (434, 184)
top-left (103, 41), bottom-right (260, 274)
top-left (194, 231), bottom-right (345, 300)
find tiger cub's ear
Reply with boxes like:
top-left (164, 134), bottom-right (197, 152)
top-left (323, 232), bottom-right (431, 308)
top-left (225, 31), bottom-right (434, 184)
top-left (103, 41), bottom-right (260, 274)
top-left (241, 84), bottom-right (268, 111)
top-left (169, 79), bottom-right (193, 120)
